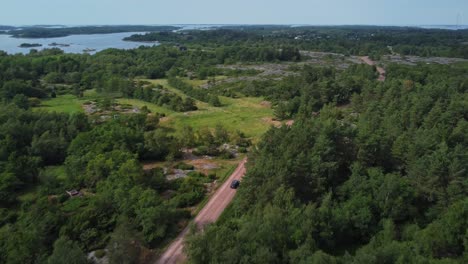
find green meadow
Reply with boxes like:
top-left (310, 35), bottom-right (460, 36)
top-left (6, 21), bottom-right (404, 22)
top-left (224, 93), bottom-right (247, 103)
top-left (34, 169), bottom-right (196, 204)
top-left (35, 79), bottom-right (275, 139)
top-left (34, 90), bottom-right (99, 114)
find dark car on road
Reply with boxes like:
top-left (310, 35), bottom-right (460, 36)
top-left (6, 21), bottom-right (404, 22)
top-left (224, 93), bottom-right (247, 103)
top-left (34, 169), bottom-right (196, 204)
top-left (230, 180), bottom-right (240, 189)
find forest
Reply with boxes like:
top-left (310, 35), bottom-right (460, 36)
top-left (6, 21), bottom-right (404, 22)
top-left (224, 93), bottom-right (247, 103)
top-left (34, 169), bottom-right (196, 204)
top-left (0, 25), bottom-right (467, 263)
top-left (125, 26), bottom-right (468, 59)
top-left (186, 62), bottom-right (468, 263)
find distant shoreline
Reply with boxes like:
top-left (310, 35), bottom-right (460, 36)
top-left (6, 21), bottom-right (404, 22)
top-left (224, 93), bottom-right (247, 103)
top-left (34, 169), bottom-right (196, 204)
top-left (1, 24), bottom-right (467, 39)
top-left (1, 25), bottom-right (180, 39)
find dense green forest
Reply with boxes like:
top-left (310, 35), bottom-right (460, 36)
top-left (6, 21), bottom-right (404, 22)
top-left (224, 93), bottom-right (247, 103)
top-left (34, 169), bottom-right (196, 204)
top-left (0, 25), bottom-right (467, 263)
top-left (186, 62), bottom-right (468, 263)
top-left (0, 44), bottom-right (260, 263)
top-left (125, 26), bottom-right (468, 58)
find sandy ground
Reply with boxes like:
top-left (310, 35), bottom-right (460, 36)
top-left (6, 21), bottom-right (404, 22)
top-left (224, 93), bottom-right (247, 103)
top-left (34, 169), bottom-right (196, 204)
top-left (156, 158), bottom-right (247, 264)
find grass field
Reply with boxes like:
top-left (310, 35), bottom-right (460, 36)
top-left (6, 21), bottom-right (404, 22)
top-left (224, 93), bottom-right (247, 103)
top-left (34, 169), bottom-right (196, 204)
top-left (35, 94), bottom-right (85, 113)
top-left (34, 79), bottom-right (275, 139)
top-left (35, 90), bottom-right (100, 114)
top-left (116, 98), bottom-right (176, 115)
top-left (165, 96), bottom-right (273, 138)
top-left (118, 96), bottom-right (273, 138)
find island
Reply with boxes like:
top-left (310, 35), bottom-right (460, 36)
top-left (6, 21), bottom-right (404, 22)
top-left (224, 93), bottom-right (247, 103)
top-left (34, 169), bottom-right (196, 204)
top-left (18, 43), bottom-right (42, 48)
top-left (7, 25), bottom-right (181, 38)
top-left (48, 42), bottom-right (70, 47)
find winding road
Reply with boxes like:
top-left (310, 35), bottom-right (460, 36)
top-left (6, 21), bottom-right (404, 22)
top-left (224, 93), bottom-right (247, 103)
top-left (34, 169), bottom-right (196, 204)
top-left (156, 158), bottom-right (247, 264)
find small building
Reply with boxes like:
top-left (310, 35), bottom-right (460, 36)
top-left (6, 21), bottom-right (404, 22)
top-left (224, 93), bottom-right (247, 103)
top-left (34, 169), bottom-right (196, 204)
top-left (66, 190), bottom-right (83, 197)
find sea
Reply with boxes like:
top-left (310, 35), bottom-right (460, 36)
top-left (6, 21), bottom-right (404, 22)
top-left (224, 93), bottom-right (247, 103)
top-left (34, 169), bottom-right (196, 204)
top-left (0, 32), bottom-right (159, 54)
top-left (0, 24), bottom-right (226, 54)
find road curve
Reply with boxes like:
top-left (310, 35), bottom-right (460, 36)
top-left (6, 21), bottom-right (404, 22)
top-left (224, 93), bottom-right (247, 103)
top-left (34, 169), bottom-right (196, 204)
top-left (156, 158), bottom-right (247, 264)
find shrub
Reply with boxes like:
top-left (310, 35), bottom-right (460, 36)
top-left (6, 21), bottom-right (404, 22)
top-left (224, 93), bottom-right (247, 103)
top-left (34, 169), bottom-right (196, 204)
top-left (219, 150), bottom-right (234, 159)
top-left (238, 147), bottom-right (248, 153)
top-left (208, 173), bottom-right (217, 180)
top-left (172, 192), bottom-right (204, 207)
top-left (94, 249), bottom-right (106, 258)
top-left (193, 145), bottom-right (219, 156)
top-left (175, 162), bottom-right (195, 170)
top-left (58, 193), bottom-right (69, 203)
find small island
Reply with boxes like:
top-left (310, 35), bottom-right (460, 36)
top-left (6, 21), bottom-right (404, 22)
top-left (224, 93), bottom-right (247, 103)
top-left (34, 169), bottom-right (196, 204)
top-left (48, 42), bottom-right (70, 47)
top-left (18, 43), bottom-right (42, 48)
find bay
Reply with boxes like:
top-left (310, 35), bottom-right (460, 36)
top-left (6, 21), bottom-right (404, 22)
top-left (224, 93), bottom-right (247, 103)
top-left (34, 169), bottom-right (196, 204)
top-left (0, 32), bottom-right (159, 54)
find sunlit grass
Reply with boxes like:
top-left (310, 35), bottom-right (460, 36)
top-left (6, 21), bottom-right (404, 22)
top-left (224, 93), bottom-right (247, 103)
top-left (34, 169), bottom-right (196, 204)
top-left (166, 96), bottom-right (273, 138)
top-left (34, 90), bottom-right (100, 113)
top-left (116, 98), bottom-right (176, 115)
top-left (34, 81), bottom-right (274, 140)
top-left (35, 94), bottom-right (85, 113)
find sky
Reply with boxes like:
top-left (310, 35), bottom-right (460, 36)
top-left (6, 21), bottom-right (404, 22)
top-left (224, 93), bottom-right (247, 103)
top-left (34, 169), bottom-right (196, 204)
top-left (1, 0), bottom-right (467, 26)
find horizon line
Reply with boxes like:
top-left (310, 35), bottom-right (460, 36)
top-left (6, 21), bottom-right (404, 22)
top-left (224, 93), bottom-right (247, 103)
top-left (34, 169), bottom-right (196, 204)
top-left (1, 23), bottom-right (468, 27)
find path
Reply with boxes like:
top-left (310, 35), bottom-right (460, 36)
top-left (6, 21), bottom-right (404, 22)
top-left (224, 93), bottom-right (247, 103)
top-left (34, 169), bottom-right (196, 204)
top-left (156, 158), bottom-right (247, 264)
top-left (360, 56), bottom-right (386, 81)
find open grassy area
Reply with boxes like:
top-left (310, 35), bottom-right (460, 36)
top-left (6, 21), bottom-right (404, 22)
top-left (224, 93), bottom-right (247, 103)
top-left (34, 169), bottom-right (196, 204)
top-left (165, 96), bottom-right (273, 138)
top-left (34, 90), bottom-right (100, 114)
top-left (35, 94), bottom-right (85, 113)
top-left (137, 78), bottom-right (274, 138)
top-left (116, 98), bottom-right (176, 115)
top-left (34, 79), bottom-right (274, 139)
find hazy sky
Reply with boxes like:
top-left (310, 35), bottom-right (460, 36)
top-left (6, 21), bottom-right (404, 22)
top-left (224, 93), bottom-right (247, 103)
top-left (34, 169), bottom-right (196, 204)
top-left (1, 0), bottom-right (467, 25)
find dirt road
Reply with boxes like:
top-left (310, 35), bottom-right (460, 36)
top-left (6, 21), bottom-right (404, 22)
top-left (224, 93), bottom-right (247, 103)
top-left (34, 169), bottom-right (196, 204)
top-left (156, 158), bottom-right (247, 264)
top-left (360, 56), bottom-right (386, 81)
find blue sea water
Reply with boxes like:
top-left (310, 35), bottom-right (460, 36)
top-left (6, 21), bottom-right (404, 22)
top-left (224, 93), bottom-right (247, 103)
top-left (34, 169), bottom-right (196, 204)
top-left (0, 32), bottom-right (159, 54)
top-left (417, 25), bottom-right (468, 30)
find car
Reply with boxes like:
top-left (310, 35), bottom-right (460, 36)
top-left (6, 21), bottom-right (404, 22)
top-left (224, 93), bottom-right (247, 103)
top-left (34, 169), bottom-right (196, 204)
top-left (230, 180), bottom-right (240, 189)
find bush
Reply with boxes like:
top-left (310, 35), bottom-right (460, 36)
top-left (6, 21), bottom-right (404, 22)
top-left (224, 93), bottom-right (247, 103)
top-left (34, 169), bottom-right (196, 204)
top-left (94, 249), bottom-right (106, 258)
top-left (175, 209), bottom-right (192, 220)
top-left (208, 173), bottom-right (217, 180)
top-left (28, 97), bottom-right (41, 107)
top-left (119, 104), bottom-right (132, 110)
top-left (187, 171), bottom-right (204, 178)
top-left (61, 197), bottom-right (87, 213)
top-left (58, 193), bottom-right (69, 203)
top-left (219, 150), bottom-right (234, 159)
top-left (175, 162), bottom-right (195, 170)
top-left (238, 147), bottom-right (248, 153)
top-left (193, 145), bottom-right (219, 156)
top-left (187, 171), bottom-right (212, 183)
top-left (172, 192), bottom-right (204, 207)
